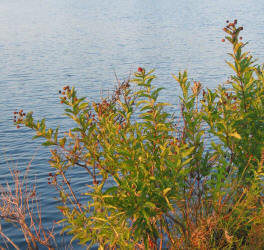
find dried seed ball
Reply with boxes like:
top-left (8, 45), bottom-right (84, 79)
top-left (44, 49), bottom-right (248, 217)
top-left (234, 19), bottom-right (237, 24)
top-left (62, 92), bottom-right (65, 95)
top-left (59, 90), bottom-right (61, 94)
top-left (60, 100), bottom-right (64, 104)
top-left (226, 20), bottom-right (229, 23)
top-left (239, 36), bottom-right (243, 40)
top-left (16, 125), bottom-right (20, 129)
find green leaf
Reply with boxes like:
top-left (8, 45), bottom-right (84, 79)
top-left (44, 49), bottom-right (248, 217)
top-left (156, 102), bottom-right (171, 107)
top-left (144, 202), bottom-right (156, 209)
top-left (42, 141), bottom-right (56, 146)
top-left (79, 103), bottom-right (89, 110)
top-left (181, 146), bottom-right (195, 158)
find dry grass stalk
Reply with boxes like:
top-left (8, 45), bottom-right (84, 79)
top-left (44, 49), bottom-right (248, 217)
top-left (0, 163), bottom-right (56, 249)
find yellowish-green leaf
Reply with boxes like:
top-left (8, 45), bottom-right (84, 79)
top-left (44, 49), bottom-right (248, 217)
top-left (163, 188), bottom-right (171, 196)
top-left (229, 132), bottom-right (242, 139)
top-left (225, 61), bottom-right (236, 72)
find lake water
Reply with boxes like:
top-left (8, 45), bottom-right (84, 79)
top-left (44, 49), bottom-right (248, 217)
top-left (1, 0), bottom-right (264, 248)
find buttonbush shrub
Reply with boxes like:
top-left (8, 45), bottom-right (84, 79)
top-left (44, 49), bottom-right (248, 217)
top-left (15, 20), bottom-right (264, 249)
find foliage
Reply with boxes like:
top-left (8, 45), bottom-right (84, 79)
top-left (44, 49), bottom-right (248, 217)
top-left (14, 20), bottom-right (264, 249)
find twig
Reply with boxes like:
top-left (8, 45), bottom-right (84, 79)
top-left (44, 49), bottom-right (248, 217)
top-left (0, 225), bottom-right (19, 250)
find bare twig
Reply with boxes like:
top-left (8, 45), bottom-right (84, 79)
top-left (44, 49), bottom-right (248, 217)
top-left (0, 224), bottom-right (19, 250)
top-left (0, 166), bottom-right (56, 249)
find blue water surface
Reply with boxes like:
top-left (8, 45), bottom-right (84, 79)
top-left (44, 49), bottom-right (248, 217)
top-left (0, 0), bottom-right (264, 248)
